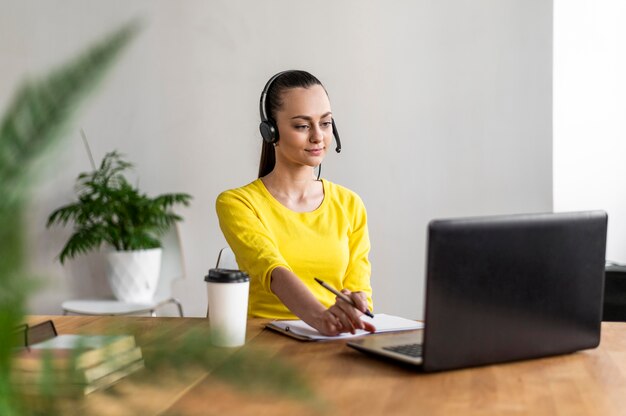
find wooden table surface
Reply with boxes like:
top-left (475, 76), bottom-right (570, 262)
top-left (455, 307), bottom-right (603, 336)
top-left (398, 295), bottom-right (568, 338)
top-left (25, 316), bottom-right (626, 416)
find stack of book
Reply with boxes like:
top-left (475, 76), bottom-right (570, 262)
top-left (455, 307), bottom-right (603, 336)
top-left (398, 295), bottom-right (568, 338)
top-left (12, 333), bottom-right (144, 396)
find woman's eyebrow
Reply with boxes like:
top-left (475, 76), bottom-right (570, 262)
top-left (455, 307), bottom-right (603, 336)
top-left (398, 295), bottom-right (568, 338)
top-left (291, 112), bottom-right (333, 121)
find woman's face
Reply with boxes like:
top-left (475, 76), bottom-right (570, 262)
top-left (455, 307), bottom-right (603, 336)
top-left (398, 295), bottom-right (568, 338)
top-left (273, 85), bottom-right (333, 171)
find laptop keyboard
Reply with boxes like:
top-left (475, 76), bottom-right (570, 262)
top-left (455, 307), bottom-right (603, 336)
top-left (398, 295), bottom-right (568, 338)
top-left (383, 343), bottom-right (423, 358)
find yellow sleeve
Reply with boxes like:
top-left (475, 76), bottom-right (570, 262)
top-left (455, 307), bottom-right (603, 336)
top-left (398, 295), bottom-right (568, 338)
top-left (342, 193), bottom-right (373, 311)
top-left (215, 189), bottom-right (291, 293)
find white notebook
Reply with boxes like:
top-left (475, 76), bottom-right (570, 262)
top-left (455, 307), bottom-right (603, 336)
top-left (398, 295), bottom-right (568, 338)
top-left (266, 313), bottom-right (423, 341)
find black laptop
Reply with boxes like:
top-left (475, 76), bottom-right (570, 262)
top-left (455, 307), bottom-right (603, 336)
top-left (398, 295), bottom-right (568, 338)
top-left (347, 211), bottom-right (608, 372)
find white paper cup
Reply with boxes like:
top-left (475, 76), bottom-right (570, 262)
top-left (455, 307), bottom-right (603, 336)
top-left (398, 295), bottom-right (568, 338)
top-left (205, 268), bottom-right (250, 347)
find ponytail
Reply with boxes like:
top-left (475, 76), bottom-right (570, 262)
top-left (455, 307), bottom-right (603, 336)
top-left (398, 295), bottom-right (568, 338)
top-left (258, 141), bottom-right (276, 178)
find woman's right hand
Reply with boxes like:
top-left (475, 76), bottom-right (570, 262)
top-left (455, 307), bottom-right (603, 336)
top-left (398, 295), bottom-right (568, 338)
top-left (269, 267), bottom-right (375, 336)
top-left (312, 291), bottom-right (376, 336)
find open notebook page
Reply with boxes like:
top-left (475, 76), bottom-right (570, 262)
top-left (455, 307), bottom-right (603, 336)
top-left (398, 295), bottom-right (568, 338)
top-left (267, 313), bottom-right (423, 341)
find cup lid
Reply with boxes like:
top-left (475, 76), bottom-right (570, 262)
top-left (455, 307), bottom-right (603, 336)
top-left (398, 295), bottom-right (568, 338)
top-left (205, 268), bottom-right (249, 283)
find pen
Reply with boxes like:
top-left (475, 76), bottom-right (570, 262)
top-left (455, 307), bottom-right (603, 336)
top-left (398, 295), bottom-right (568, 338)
top-left (314, 277), bottom-right (374, 318)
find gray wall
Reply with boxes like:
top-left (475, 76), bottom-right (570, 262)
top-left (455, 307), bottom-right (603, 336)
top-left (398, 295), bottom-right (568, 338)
top-left (0, 0), bottom-right (553, 319)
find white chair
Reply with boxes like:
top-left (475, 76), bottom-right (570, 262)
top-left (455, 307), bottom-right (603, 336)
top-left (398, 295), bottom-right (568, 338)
top-left (216, 246), bottom-right (238, 269)
top-left (62, 225), bottom-right (186, 317)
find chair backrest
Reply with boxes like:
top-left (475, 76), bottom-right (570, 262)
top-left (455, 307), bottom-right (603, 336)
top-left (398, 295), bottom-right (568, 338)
top-left (216, 246), bottom-right (239, 269)
top-left (153, 224), bottom-right (186, 301)
top-left (207, 246), bottom-right (240, 318)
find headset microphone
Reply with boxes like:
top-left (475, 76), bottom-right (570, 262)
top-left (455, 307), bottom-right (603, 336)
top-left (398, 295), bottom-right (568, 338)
top-left (332, 119), bottom-right (342, 153)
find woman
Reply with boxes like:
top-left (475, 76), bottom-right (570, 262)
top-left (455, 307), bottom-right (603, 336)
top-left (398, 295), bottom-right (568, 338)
top-left (216, 70), bottom-right (375, 336)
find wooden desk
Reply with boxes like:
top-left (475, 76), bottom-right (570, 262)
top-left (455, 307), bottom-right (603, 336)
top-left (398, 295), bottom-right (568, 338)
top-left (25, 316), bottom-right (626, 416)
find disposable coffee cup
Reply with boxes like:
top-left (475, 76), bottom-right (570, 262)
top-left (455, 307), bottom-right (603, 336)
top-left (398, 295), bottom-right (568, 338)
top-left (205, 268), bottom-right (250, 347)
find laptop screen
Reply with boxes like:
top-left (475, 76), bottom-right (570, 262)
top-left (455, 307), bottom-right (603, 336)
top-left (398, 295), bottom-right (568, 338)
top-left (422, 211), bottom-right (607, 372)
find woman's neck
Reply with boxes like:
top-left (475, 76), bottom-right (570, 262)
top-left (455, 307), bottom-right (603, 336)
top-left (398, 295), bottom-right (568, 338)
top-left (263, 165), bottom-right (316, 191)
top-left (261, 166), bottom-right (323, 212)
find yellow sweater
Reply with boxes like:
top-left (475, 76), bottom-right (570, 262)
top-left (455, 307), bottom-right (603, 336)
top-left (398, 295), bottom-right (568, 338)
top-left (216, 178), bottom-right (373, 319)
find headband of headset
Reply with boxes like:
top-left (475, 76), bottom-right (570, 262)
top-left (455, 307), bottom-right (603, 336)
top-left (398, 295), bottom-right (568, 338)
top-left (258, 70), bottom-right (341, 153)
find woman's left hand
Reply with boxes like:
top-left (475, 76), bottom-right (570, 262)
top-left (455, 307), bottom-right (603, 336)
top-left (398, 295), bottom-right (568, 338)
top-left (327, 290), bottom-right (376, 334)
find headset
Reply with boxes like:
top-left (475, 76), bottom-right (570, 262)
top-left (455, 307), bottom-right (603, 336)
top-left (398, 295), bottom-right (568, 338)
top-left (259, 70), bottom-right (342, 153)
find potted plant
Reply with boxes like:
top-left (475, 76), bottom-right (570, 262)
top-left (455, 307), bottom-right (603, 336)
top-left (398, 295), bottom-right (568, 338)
top-left (47, 150), bottom-right (192, 303)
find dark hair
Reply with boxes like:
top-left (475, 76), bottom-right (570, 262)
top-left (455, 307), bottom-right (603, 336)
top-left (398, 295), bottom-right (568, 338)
top-left (258, 70), bottom-right (325, 178)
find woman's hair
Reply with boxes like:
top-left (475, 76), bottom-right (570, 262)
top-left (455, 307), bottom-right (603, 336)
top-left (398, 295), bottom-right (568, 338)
top-left (258, 70), bottom-right (325, 178)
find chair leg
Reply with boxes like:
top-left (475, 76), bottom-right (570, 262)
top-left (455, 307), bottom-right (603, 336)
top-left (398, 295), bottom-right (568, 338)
top-left (171, 298), bottom-right (184, 317)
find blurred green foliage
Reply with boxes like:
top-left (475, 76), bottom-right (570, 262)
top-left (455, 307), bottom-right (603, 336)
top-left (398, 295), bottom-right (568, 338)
top-left (0, 19), bottom-right (315, 416)
top-left (0, 20), bottom-right (140, 415)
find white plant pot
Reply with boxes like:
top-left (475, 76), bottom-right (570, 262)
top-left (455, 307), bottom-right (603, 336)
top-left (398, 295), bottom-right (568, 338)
top-left (105, 248), bottom-right (162, 303)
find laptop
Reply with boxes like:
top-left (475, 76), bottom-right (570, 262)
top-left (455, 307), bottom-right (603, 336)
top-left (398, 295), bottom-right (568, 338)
top-left (347, 211), bottom-right (608, 372)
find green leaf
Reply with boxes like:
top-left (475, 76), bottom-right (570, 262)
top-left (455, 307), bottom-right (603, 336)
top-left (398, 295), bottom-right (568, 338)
top-left (0, 21), bottom-right (141, 214)
top-left (47, 150), bottom-right (193, 259)
top-left (0, 20), bottom-right (139, 414)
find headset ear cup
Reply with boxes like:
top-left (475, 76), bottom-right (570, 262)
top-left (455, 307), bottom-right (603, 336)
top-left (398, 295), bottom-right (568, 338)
top-left (259, 121), bottom-right (279, 144)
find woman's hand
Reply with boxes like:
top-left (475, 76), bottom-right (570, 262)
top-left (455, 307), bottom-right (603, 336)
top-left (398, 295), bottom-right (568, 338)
top-left (312, 290), bottom-right (376, 336)
top-left (269, 268), bottom-right (375, 336)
